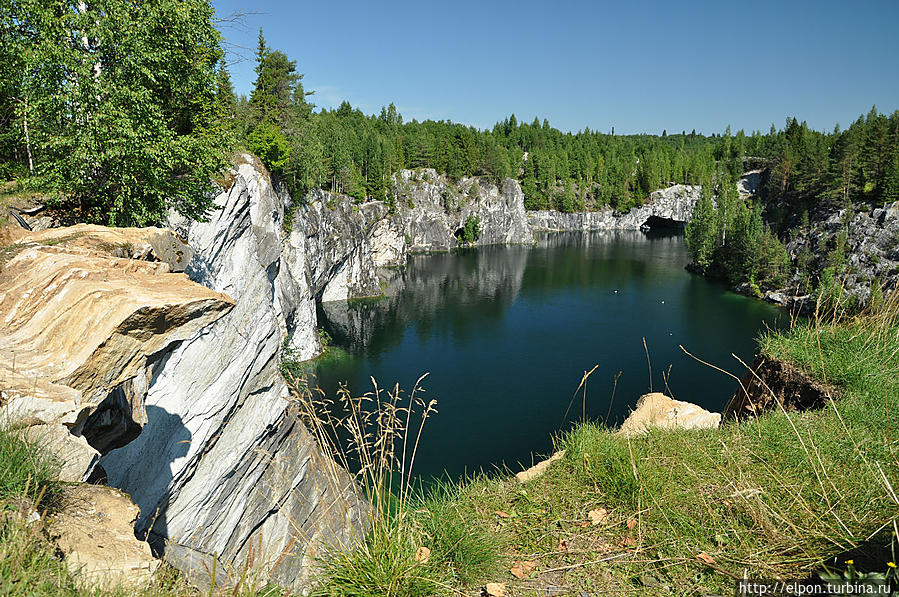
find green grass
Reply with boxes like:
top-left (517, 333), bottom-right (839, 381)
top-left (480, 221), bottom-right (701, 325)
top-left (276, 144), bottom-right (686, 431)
top-left (310, 481), bottom-right (502, 597)
top-left (0, 426), bottom-right (60, 507)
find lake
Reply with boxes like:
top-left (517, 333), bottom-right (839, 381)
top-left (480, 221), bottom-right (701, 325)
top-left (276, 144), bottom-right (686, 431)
top-left (313, 230), bottom-right (787, 479)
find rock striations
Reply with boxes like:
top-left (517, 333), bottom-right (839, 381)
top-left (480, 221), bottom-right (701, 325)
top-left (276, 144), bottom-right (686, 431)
top-left (292, 190), bottom-right (386, 302)
top-left (0, 227), bottom-right (232, 483)
top-left (390, 169), bottom-right (535, 251)
top-left (99, 154), bottom-right (369, 589)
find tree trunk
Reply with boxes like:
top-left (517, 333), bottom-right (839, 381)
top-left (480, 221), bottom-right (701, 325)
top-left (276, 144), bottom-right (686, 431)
top-left (23, 96), bottom-right (34, 174)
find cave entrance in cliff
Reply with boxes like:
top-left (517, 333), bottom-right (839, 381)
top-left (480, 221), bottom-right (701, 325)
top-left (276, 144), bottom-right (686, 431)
top-left (641, 215), bottom-right (685, 231)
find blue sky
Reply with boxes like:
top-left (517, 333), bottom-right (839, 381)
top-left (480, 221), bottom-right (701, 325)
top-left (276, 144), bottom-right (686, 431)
top-left (211, 0), bottom-right (899, 135)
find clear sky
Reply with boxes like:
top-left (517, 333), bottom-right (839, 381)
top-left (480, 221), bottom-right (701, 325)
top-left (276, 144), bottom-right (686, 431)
top-left (210, 0), bottom-right (899, 135)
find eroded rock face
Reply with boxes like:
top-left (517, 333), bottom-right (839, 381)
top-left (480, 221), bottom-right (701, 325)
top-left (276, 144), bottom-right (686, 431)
top-left (370, 218), bottom-right (407, 267)
top-left (49, 485), bottom-right (159, 590)
top-left (528, 184), bottom-right (701, 231)
top-left (17, 223), bottom-right (194, 272)
top-left (0, 233), bottom-right (233, 481)
top-left (100, 154), bottom-right (369, 590)
top-left (292, 191), bottom-right (385, 302)
top-left (724, 355), bottom-right (835, 418)
top-left (784, 202), bottom-right (899, 305)
top-left (618, 392), bottom-right (721, 436)
top-left (391, 169), bottom-right (535, 251)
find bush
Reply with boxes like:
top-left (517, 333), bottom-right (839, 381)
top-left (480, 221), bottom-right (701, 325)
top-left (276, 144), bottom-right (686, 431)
top-left (460, 215), bottom-right (480, 245)
top-left (247, 122), bottom-right (291, 174)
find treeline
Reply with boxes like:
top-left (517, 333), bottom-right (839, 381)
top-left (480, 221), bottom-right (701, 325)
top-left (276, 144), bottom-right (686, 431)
top-left (229, 32), bottom-right (899, 223)
top-left (2, 0), bottom-right (897, 286)
top-left (685, 109), bottom-right (899, 294)
top-left (764, 110), bottom-right (899, 230)
top-left (228, 32), bottom-right (761, 214)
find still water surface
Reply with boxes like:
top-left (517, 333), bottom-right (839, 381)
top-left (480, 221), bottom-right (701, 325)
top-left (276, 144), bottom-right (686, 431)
top-left (313, 231), bottom-right (786, 478)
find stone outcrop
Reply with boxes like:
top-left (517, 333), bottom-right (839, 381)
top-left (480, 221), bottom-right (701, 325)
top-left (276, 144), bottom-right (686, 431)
top-left (370, 218), bottom-right (407, 267)
top-left (784, 202), bottom-right (899, 305)
top-left (528, 184), bottom-right (701, 232)
top-left (14, 223), bottom-right (195, 271)
top-left (99, 154), bottom-right (369, 589)
top-left (49, 485), bottom-right (159, 590)
top-left (391, 169), bottom-right (534, 251)
top-left (291, 191), bottom-right (385, 302)
top-left (0, 228), bottom-right (233, 482)
top-left (617, 392), bottom-right (721, 436)
top-left (724, 355), bottom-right (835, 419)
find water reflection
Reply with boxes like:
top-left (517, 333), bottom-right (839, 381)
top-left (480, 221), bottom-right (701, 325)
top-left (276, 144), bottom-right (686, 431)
top-left (315, 230), bottom-right (786, 478)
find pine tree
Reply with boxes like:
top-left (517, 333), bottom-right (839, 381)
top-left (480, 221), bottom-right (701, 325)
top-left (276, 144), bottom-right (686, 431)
top-left (685, 185), bottom-right (718, 270)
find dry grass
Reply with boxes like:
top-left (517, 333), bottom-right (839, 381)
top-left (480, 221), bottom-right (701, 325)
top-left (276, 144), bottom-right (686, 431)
top-left (280, 371), bottom-right (500, 596)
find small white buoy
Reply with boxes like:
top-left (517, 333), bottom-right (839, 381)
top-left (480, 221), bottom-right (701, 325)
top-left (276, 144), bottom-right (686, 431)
top-left (613, 289), bottom-right (619, 294)
top-left (661, 300), bottom-right (665, 304)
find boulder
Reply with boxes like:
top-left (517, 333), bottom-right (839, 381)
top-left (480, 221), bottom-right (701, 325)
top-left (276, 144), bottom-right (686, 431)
top-left (49, 484), bottom-right (159, 590)
top-left (515, 450), bottom-right (566, 483)
top-left (618, 393), bottom-right (721, 436)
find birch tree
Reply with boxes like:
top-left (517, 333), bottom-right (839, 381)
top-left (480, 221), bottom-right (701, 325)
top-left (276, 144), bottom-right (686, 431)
top-left (5, 0), bottom-right (229, 225)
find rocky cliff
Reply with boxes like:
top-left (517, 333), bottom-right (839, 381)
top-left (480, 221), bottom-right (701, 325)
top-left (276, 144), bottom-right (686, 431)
top-left (7, 156), bottom-right (707, 590)
top-left (389, 169), bottom-right (534, 251)
top-left (0, 156), bottom-right (541, 591)
top-left (783, 201), bottom-right (899, 305)
top-left (98, 154), bottom-right (369, 589)
top-left (292, 191), bottom-right (386, 302)
top-left (0, 226), bottom-right (232, 482)
top-left (528, 184), bottom-right (701, 231)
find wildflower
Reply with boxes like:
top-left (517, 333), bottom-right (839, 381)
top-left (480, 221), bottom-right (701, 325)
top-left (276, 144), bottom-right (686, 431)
top-left (888, 561), bottom-right (897, 568)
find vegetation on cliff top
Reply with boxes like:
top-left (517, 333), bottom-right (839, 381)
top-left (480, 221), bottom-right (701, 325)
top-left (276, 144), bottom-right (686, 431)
top-left (1, 0), bottom-right (231, 226)
top-left (3, 4), bottom-right (897, 307)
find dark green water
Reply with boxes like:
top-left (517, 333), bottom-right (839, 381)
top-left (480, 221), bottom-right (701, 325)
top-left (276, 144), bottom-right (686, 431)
top-left (314, 230), bottom-right (786, 479)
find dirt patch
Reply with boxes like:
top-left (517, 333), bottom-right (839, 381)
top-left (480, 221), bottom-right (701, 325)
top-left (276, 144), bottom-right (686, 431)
top-left (48, 484), bottom-right (159, 589)
top-left (724, 355), bottom-right (837, 419)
